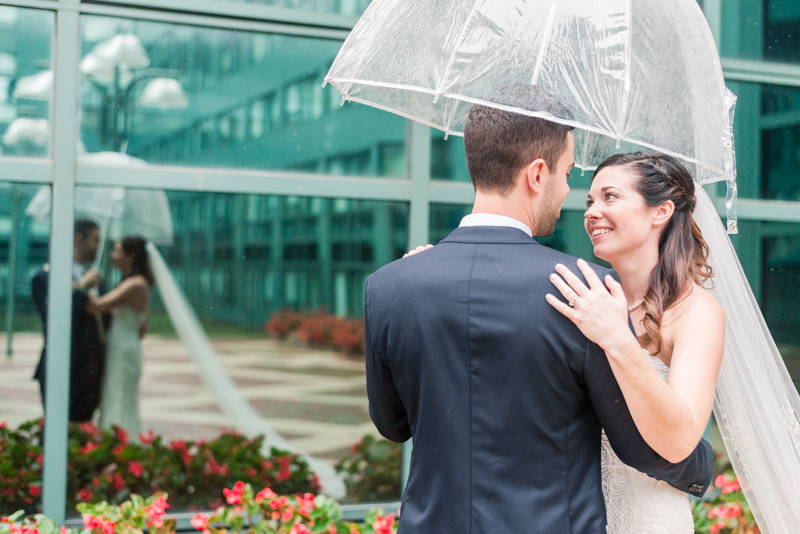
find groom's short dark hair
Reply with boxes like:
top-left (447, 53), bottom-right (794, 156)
top-left (74, 218), bottom-right (99, 238)
top-left (464, 85), bottom-right (574, 196)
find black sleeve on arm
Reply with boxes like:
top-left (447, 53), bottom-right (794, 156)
top-left (364, 277), bottom-right (411, 443)
top-left (584, 269), bottom-right (713, 498)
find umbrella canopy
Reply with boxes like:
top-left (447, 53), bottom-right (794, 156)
top-left (25, 152), bottom-right (174, 246)
top-left (325, 0), bottom-right (738, 227)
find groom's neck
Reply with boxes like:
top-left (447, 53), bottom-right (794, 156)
top-left (472, 189), bottom-right (535, 232)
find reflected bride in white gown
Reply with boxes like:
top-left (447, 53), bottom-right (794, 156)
top-left (84, 236), bottom-right (152, 438)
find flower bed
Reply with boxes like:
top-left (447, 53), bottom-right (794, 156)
top-left (0, 420), bottom-right (319, 514)
top-left (265, 309), bottom-right (364, 355)
top-left (693, 470), bottom-right (759, 533)
top-left (1, 484), bottom-right (398, 534)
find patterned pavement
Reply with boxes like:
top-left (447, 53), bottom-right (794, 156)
top-left (0, 333), bottom-right (378, 466)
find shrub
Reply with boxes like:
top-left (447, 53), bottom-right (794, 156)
top-left (0, 420), bottom-right (320, 514)
top-left (265, 310), bottom-right (305, 340)
top-left (335, 435), bottom-right (401, 503)
top-left (265, 309), bottom-right (365, 355)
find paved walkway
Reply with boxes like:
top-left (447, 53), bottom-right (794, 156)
top-left (0, 333), bottom-right (377, 466)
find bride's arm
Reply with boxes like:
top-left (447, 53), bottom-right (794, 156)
top-left (546, 259), bottom-right (724, 463)
top-left (85, 277), bottom-right (148, 314)
top-left (603, 295), bottom-right (723, 462)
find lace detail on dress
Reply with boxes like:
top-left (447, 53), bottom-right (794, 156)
top-left (600, 351), bottom-right (694, 534)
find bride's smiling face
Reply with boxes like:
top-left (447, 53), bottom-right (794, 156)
top-left (584, 165), bottom-right (665, 262)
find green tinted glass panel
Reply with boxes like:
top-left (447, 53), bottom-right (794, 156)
top-left (721, 0), bottom-right (800, 63)
top-left (0, 7), bottom-right (54, 158)
top-left (429, 203), bottom-right (602, 264)
top-left (79, 16), bottom-right (406, 176)
top-left (60, 188), bottom-right (407, 511)
top-left (0, 183), bottom-right (51, 514)
top-left (728, 220), bottom-right (800, 390)
top-left (726, 82), bottom-right (800, 200)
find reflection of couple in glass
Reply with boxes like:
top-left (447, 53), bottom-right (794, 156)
top-left (32, 219), bottom-right (152, 437)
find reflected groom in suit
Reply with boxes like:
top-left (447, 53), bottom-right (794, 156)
top-left (32, 218), bottom-right (110, 422)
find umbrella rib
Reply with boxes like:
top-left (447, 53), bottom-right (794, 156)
top-left (531, 2), bottom-right (559, 85)
top-left (433, 0), bottom-right (483, 103)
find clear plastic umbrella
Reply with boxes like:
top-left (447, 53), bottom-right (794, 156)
top-left (325, 0), bottom-right (738, 231)
top-left (26, 152), bottom-right (174, 267)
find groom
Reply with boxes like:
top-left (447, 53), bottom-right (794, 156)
top-left (364, 86), bottom-right (713, 533)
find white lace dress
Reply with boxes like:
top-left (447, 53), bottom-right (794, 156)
top-left (600, 351), bottom-right (694, 534)
top-left (99, 306), bottom-right (144, 437)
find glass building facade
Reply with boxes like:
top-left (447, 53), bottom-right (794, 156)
top-left (0, 0), bottom-right (797, 522)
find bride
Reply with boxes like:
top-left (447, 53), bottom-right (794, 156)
top-left (84, 236), bottom-right (152, 437)
top-left (546, 152), bottom-right (724, 533)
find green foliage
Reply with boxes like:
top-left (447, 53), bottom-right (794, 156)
top-left (334, 435), bottom-right (401, 503)
top-left (0, 420), bottom-right (320, 514)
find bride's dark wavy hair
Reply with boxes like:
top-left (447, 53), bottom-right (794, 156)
top-left (119, 236), bottom-right (154, 287)
top-left (593, 152), bottom-right (713, 354)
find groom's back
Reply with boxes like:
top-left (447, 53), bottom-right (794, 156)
top-left (365, 226), bottom-right (610, 534)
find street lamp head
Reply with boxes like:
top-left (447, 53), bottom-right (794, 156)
top-left (139, 78), bottom-right (188, 109)
top-left (12, 70), bottom-right (52, 101)
top-left (3, 117), bottom-right (49, 146)
top-left (80, 54), bottom-right (134, 85)
top-left (88, 34), bottom-right (150, 69)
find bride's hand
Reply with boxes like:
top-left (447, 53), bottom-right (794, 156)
top-left (403, 244), bottom-right (433, 258)
top-left (545, 259), bottom-right (636, 351)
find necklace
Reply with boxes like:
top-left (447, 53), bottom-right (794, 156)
top-left (628, 299), bottom-right (645, 313)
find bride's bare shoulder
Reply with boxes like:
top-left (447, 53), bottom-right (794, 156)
top-left (669, 284), bottom-right (724, 332)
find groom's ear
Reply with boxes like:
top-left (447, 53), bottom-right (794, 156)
top-left (524, 158), bottom-right (548, 194)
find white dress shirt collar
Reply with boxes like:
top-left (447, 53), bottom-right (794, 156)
top-left (458, 213), bottom-right (533, 237)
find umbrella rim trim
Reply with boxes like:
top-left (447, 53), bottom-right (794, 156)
top-left (326, 77), bottom-right (735, 183)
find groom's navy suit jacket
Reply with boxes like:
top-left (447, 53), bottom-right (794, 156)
top-left (365, 226), bottom-right (713, 534)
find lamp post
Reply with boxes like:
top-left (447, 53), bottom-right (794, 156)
top-left (81, 34), bottom-right (189, 152)
top-left (13, 33), bottom-right (189, 152)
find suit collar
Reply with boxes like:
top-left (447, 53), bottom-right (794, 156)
top-left (439, 226), bottom-right (541, 245)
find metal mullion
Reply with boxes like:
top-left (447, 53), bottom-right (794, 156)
top-left (77, 165), bottom-right (413, 201)
top-left (0, 159), bottom-right (53, 183)
top-left (85, 0), bottom-right (359, 30)
top-left (722, 57), bottom-right (800, 88)
top-left (77, 3), bottom-right (351, 39)
top-left (42, 1), bottom-right (81, 525)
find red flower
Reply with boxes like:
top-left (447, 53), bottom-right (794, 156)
top-left (144, 496), bottom-right (169, 527)
top-left (222, 481), bottom-right (245, 505)
top-left (78, 489), bottom-right (93, 502)
top-left (289, 524), bottom-right (310, 534)
top-left (277, 456), bottom-right (292, 482)
top-left (29, 483), bottom-right (42, 497)
top-left (171, 440), bottom-right (187, 452)
top-left (270, 496), bottom-right (288, 510)
top-left (297, 493), bottom-right (315, 516)
top-left (112, 474), bottom-right (125, 491)
top-left (190, 513), bottom-right (210, 533)
top-left (139, 430), bottom-right (156, 444)
top-left (101, 521), bottom-right (115, 534)
top-left (281, 505), bottom-right (295, 522)
top-left (80, 443), bottom-right (99, 454)
top-left (116, 427), bottom-right (129, 447)
top-left (372, 514), bottom-right (395, 534)
top-left (128, 462), bottom-right (143, 477)
top-left (83, 515), bottom-right (103, 530)
top-left (112, 446), bottom-right (125, 456)
top-left (36, 453), bottom-right (44, 467)
top-left (245, 468), bottom-right (257, 477)
top-left (255, 488), bottom-right (277, 503)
